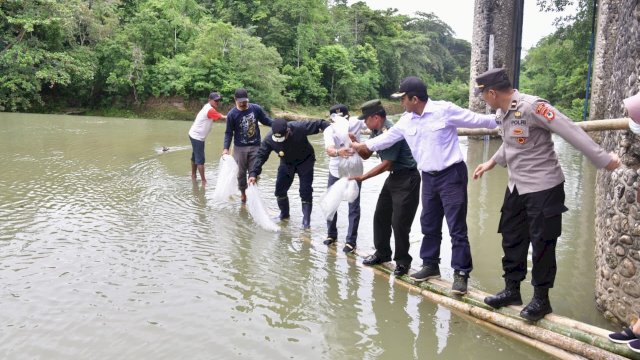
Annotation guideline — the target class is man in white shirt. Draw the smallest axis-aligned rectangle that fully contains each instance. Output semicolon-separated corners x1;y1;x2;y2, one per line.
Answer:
352;76;497;295
323;104;366;253
188;92;224;185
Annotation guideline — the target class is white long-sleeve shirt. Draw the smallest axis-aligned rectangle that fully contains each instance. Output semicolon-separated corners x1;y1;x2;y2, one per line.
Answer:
365;100;497;172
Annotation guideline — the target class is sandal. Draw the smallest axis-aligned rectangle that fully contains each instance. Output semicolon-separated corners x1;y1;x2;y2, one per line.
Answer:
608;326;639;343
323;237;336;246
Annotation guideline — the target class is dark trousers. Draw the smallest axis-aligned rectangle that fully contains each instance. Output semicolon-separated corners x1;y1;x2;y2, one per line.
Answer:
373;169;421;266
274;156;314;203
498;182;567;288
419;161;472;273
326;174;361;244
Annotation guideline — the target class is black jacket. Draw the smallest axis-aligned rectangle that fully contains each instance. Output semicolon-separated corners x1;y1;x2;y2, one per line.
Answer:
249;120;330;177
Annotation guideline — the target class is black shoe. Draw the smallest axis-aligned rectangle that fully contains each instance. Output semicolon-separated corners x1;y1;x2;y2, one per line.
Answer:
362;254;389;266
484;280;523;309
520;287;552;321
451;271;468;295
342;242;356;254
410;264;440;282
323;237;336;246
394;264;409;276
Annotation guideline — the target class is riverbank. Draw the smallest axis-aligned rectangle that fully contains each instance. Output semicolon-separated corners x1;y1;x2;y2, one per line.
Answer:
55;96;405;121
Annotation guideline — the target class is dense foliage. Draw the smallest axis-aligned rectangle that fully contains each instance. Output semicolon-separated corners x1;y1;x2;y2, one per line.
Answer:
520;0;593;120
0;0;472;113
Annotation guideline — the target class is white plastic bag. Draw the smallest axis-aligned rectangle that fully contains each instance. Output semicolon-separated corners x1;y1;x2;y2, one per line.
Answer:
213;155;239;201
245;184;279;232
330;114;364;177
320;177;349;221
343;179;360;203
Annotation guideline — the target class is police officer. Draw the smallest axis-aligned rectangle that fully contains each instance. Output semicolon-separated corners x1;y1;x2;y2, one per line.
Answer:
472;68;621;321
351;100;420;276
248;118;331;229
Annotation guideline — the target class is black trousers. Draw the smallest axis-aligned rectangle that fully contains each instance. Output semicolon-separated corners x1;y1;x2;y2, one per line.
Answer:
373;169;421;266
498;182;568;288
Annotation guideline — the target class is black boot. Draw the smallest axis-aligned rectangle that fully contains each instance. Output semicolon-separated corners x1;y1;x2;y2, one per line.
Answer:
277;196;290;220
301;201;312;229
520;287;552;321
484;279;522;309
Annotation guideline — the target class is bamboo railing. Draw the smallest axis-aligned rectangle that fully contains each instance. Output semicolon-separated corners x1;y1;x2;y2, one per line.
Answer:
457;118;630;136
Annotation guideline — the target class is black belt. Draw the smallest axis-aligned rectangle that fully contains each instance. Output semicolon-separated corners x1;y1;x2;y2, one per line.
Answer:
389;167;417;175
423;161;463;176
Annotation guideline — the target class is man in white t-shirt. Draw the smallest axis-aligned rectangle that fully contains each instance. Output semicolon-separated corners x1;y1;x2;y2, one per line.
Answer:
188;92;224;185
323;104;366;253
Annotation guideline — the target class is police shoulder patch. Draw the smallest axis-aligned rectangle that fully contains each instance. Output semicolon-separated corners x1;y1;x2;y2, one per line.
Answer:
535;102;555;122
510;100;518;110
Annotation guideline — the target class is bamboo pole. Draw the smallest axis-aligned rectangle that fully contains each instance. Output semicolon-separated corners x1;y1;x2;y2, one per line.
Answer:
457;118;630;137
370;262;639;359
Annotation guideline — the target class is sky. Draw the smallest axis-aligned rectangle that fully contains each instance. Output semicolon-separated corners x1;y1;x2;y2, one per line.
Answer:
354;0;577;51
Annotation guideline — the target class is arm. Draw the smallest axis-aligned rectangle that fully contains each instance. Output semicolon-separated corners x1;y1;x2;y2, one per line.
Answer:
490;143;507;167
207;108;223;121
223;114;234;153
364;123;404;152
248;137;273;178
351;141;373;160
303;119;331;135
446;102;497;129
472;158;497;180
350;160;393;182
533;102;619;170
256;105;274;126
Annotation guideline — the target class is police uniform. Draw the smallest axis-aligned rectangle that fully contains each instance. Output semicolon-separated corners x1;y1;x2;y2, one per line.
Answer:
250;119;330;228
491;90;611;288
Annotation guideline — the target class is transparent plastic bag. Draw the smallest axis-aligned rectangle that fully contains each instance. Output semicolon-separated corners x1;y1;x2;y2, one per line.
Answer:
338;154;363;177
213;154;239;201
245;184;279;232
343;179;360;203
320;177;349;221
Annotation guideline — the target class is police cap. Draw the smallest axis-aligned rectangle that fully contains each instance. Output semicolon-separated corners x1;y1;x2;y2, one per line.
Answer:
474;68;512;96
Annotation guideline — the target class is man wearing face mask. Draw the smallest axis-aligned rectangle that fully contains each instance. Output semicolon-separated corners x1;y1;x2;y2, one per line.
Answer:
248;118;331;229
223;88;274;203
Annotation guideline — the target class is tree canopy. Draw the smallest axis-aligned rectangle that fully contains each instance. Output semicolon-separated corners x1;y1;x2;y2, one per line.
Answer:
0;0;472;113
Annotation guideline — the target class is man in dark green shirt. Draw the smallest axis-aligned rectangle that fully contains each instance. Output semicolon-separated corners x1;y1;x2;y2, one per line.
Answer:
351;100;421;276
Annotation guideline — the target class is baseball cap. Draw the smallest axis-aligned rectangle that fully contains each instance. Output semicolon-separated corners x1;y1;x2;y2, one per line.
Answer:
209;92;222;101
271;118;288;142
234;88;249;102
329;104;349;117
358;99;385;120
391;76;428;98
474;68;512;96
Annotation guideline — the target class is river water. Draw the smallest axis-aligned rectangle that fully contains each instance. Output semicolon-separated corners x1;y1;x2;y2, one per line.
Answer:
0;113;613;359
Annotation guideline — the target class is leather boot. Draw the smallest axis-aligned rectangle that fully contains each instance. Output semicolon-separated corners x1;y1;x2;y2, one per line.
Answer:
301;201;312;229
484;279;522;309
277;196;290;220
520;287;552;321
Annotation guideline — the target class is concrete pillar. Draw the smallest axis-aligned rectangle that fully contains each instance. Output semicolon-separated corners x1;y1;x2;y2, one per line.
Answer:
469;0;518;113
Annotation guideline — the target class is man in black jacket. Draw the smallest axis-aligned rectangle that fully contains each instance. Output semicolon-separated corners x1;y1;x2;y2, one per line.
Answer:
248;118;331;229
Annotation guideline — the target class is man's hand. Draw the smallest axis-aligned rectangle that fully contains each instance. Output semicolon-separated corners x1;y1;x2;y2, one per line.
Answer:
605;152;621;171
348;133;357;142
472;160;497;180
337;148;354;157
349;175;364;182
248;177;257;185
222;149;229;155
351;141;368;152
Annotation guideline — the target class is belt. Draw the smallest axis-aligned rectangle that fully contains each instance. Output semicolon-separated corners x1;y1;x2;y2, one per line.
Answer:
389;167;417;175
423;161;462;176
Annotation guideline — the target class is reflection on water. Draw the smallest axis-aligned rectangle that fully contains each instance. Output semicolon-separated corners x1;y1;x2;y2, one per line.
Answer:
0;113;608;359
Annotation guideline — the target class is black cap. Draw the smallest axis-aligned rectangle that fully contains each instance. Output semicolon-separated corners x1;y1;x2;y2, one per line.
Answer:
391;76;427;98
271;118;288;143
234;88;249;102
329;104;349;117
358;99;385;120
474;68;511;95
209;92;222;101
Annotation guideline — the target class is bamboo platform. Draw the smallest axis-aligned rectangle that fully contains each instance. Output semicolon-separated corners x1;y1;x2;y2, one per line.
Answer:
320;242;640;359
